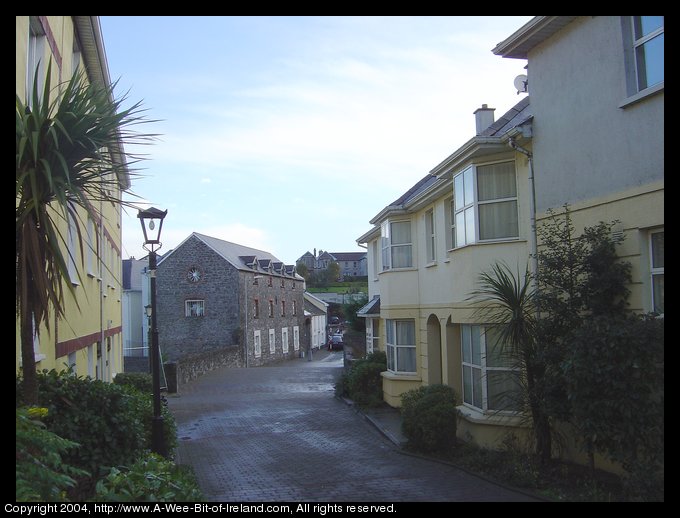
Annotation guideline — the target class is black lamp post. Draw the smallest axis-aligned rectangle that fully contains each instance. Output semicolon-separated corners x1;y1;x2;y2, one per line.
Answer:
138;207;168;457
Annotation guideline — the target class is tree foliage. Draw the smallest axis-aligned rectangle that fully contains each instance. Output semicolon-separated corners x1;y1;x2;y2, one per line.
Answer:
16;61;156;403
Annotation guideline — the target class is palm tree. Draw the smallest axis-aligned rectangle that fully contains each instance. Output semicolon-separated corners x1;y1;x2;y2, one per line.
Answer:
16;62;155;404
469;262;553;463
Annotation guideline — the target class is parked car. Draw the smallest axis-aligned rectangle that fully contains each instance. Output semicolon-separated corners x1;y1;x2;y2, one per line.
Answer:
328;332;344;351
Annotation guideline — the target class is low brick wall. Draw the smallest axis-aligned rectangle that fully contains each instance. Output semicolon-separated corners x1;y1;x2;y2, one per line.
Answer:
165;345;243;393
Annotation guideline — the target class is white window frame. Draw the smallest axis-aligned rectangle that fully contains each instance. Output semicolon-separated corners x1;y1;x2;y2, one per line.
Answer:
381;220;413;271
67;210;79;286
26;17;46;107
185;299;205;317
254;330;262;358
425;209;436;264
385;319;416;374
269;328;276;354
293;326;300;351
461;325;521;414
650;229;664;315
453;161;518;247
282;327;289;353
445;197;455;251
633;16;664;92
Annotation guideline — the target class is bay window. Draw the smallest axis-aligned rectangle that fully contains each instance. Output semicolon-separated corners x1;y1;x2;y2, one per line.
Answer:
454;161;518;246
386;319;416;373
381;220;412;270
461;325;521;412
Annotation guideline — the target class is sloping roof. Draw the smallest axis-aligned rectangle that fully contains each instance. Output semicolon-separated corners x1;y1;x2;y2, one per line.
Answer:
161;232;296;276
389;174;439;207
331;252;366;262
356;296;380;317
480;96;532;137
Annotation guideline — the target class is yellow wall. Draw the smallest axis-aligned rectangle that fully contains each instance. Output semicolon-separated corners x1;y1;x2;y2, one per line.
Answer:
16;16;124;381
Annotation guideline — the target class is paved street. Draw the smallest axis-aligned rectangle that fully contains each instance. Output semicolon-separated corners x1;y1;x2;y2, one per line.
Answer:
168;351;536;502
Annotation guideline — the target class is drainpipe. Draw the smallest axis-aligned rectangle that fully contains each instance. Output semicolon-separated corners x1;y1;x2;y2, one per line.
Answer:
507;137;538;292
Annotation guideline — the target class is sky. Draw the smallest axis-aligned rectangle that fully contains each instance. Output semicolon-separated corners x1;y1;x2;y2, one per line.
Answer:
100;16;532;265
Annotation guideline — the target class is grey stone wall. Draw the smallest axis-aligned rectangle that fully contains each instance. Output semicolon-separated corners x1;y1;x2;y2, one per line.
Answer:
157;236;240;362
165;345;242;392
241;271;307;367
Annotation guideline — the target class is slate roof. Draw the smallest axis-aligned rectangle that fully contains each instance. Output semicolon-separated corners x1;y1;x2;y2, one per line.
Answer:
480;96;532;137
356;296;380;317
330;252;366;262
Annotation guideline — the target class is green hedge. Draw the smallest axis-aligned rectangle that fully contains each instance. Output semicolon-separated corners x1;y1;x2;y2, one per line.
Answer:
401;384;458;453
16;370;177;500
114;372;153;394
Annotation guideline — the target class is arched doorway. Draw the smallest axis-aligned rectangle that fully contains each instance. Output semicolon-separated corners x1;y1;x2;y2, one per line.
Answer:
427;314;442;385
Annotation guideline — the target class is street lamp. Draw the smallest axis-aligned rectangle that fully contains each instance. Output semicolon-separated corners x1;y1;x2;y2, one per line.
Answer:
245;274;262;368
138;207;167;457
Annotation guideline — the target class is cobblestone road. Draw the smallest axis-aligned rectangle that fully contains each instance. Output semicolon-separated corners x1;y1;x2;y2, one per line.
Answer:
168;351;536;502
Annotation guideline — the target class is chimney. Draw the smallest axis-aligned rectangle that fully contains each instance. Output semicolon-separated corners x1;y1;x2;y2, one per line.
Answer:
474;104;495;135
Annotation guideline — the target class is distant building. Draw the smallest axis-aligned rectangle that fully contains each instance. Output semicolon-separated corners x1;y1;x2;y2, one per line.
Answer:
296;250;367;278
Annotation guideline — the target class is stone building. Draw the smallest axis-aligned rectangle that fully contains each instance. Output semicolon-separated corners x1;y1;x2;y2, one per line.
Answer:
156;232;304;369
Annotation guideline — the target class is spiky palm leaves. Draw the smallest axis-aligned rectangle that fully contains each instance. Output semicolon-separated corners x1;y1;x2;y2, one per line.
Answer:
16;62;156;402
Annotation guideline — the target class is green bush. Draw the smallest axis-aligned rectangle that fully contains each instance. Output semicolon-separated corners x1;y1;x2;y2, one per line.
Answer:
401;384;458;453
114;372;152;394
16;369;178;499
16;407;88;502
94;453;203;502
347;361;384;407
365;350;387;365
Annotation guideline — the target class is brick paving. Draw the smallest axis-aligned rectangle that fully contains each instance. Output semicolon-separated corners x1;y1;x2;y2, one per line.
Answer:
168;350;537;502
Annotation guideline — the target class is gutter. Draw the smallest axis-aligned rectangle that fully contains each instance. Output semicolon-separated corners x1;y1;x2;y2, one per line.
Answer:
507;137;538;292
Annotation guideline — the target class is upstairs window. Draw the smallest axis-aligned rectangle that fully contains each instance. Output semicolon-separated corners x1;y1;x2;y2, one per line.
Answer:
650;230;664;315
425;209;436;263
381;220;412;270
454;161;518;246
633;16;664;91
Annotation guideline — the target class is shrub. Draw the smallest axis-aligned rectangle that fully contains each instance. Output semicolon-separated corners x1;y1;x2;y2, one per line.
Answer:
94;453;203;502
114;372;153;394
347;361;384;407
16;369;178;499
401;384;458;453
16;407;88;502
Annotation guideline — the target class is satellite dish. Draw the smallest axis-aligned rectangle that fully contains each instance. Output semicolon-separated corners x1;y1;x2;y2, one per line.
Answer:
514;74;528;94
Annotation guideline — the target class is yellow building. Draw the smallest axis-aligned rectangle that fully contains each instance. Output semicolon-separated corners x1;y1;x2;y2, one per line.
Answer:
16;16;128;381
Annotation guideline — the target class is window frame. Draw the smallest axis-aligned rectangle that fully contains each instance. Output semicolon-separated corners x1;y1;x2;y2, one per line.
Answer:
381;219;413;271
185;299;205;317
649;229;664;315
293;326;300;351
269;328;276;354
460;324;521;414
254;330;262;358
385;319;417;374
425;208;436;264
282;327;289;353
453;161;519;247
632;16;664;92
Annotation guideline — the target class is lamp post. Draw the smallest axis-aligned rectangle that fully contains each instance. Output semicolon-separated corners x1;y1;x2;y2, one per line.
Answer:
245;274;262;368
138;207;167;457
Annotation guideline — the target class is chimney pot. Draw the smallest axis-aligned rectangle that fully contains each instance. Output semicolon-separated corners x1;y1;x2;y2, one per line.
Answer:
474;104;495;135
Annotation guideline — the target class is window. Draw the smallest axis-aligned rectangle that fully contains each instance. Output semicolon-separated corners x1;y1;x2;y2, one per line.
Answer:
293;326;300;351
292;300;297;316
381;220;412;270
86;218;97;277
254;330;261;358
268;300;274;318
26;17;46;107
454;162;518;246
650;230;664;314
281;300;286;317
67;210;79;285
269;329;276;354
461;325;521;412
268;276;273;287
282;327;289;353
253;299;260;319
425;209;436;263
281;278;285;288
633;16;664;91
445;197;455;251
185;300;205;317
386;320;416;374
